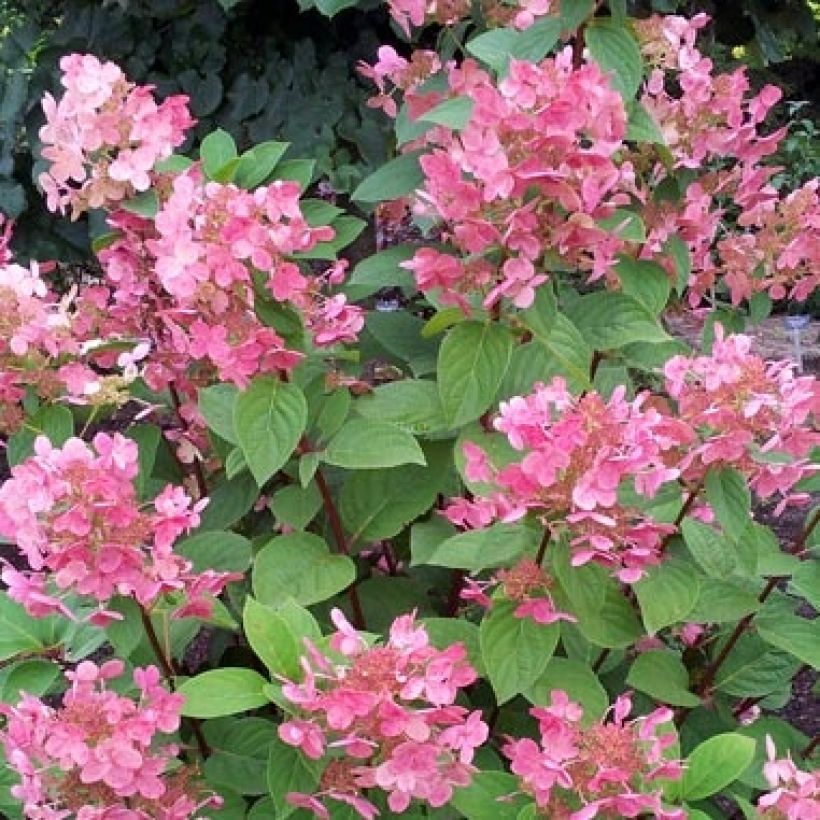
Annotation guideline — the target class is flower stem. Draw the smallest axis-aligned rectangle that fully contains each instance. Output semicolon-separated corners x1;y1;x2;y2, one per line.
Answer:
139;604;210;759
314;466;367;630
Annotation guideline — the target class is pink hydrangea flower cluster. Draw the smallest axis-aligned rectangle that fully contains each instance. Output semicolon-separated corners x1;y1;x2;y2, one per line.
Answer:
362;13;819;311
39;53;194;219
0;221;148;433
279;608;488;818
634;15;820;306
757;737;820;819
387;0;552;36
0;659;219;819
664;327;820;512
461;557;576;625
94;171;362;391
445;378;691;582
387;49;631;311
0;433;238;625
503;691;684;819
446;331;820;578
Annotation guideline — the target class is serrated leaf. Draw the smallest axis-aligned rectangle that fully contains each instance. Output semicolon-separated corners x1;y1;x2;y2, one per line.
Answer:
234;377;307;487
267;739;323;819
253;533;355;606
201;129;238;180
233;141;290;189
419;96;474;129
422;523;536;572
679;734;756;801
179;668;269;718
627;650;700;707
202;717;274;795
323;419;425;470
681;519;736;578
438;321;513;426
177;531;252;573
354;380;448;436
199;383;239;444
706;467;752;541
635;558;700;635
352;151;424;203
586;19;644;99
480;600;558;704
565;292;670;349
243;597;303;680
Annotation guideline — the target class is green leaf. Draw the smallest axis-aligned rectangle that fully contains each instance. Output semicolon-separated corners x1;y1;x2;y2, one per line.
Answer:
438;321;513;426
120;189;159;218
627;650;700;707
0;659;60;701
274;159;316;190
715;634;800;697
688;579;761;623
354;380;449;436
323;419;425;470
679;734;756;801
267;739;323;819
616;257;671;315
346;245;416;298
510;312;592;392
576;584;644;648
234;141;289;190
665;235;691;295
352;151;424;203
586;19;644;99
598;210;646;243
480;600;558;704
179;668;270;718
124;424;162;499
315;0;360;16
200;383;240;444
202;717;274;795
198;472;258;531
565;292;670;349
756;611;820;668
524;657;609;720
450;771;529;820
419;96;475;130
234;377;307;487
681;519;736;578
0;593;50;661
706;467;752;540
269;483;323;530
561;0;595;30
243;597;303;680
465;29;520;73
341;458;445;544
201;129;238;180
626;101;666;143
422;523;536;572
791;560;820;610
177;531;252;573
253;533;355;606
7;404;74;467
635;558;700;635
466;16;563;73
366;311;439;375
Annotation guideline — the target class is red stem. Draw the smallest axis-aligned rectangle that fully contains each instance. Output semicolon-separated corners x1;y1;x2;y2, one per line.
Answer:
314;467;367;630
139;605;210;759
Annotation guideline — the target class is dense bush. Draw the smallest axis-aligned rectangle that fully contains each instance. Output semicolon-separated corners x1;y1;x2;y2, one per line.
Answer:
0;1;818;819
